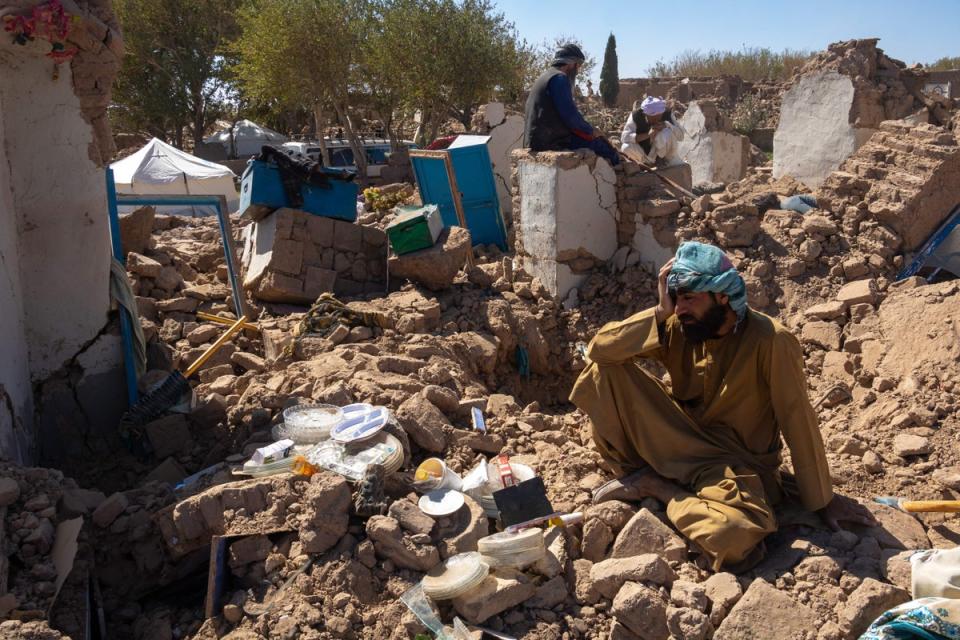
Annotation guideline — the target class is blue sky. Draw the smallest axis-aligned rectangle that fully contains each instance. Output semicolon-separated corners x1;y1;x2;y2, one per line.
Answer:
492;0;960;83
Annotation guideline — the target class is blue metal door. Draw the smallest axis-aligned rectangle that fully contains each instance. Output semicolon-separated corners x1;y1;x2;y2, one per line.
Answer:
410;138;508;250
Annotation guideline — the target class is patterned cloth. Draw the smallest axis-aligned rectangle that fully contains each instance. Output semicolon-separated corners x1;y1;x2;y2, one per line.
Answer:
286;293;387;356
860;598;960;639
667;242;748;321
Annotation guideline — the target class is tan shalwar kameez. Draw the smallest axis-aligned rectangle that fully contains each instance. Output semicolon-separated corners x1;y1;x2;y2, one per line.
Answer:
570;307;833;569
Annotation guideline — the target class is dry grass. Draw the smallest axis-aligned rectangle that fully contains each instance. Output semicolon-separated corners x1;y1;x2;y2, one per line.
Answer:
646;47;813;81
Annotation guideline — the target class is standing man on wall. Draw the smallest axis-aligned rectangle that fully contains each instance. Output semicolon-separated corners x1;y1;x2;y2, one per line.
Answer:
523;43;620;166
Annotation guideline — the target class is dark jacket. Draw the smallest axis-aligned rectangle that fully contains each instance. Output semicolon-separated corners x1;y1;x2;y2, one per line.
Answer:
524;68;593;151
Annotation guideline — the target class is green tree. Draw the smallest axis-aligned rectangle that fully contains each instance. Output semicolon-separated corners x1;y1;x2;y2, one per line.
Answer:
233;0;369;177
532;36;596;94
368;0;527;144
112;0;241;148
599;33;619;107
928;56;960;71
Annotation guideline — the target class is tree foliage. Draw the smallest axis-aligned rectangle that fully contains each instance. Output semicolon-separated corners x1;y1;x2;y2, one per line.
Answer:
599;33;619;107
647;47;812;81
531;36;596;94
928;56;960;71
232;0;527;156
112;0;241;148
233;0;368;172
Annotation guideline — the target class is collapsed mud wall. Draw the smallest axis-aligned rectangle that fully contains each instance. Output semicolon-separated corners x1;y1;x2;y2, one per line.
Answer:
0;1;123;464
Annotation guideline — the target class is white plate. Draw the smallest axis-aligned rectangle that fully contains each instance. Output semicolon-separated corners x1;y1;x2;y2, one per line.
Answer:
419;489;465;517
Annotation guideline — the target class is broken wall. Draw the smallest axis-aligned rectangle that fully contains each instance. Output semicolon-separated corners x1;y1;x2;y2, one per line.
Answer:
677;101;750;186
818;120;960;252
773;39;928;188
0;4;123;464
242;208;388;303
0;82;32;465
472;103;525;216
511;150;619;299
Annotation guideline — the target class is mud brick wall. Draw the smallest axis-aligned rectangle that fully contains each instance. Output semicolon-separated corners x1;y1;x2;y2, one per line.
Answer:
243;208;388;304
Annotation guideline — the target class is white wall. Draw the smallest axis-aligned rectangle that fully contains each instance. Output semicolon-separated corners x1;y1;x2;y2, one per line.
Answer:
773;71;876;189
0;39;112;380
0;71;33;464
678;102;750;186
518;155;618;298
0;37;117;462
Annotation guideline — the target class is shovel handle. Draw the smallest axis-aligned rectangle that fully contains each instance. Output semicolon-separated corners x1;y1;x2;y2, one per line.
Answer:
901;500;960;512
184;315;247;378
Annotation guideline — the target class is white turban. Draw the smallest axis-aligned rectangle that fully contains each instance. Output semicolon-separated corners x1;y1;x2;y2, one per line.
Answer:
640;96;667;116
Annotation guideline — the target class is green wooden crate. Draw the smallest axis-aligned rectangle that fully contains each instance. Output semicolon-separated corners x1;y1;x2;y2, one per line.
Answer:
386;205;443;256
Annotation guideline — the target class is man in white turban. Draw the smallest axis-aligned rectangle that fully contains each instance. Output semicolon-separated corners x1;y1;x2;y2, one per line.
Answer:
621;96;684;166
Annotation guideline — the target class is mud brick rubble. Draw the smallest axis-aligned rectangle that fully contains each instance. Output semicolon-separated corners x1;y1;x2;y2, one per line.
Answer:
4;40;960;640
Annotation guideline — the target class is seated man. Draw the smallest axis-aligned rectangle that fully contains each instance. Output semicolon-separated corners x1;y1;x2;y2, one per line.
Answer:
621;96;684;166
523;43;619;166
570;242;873;570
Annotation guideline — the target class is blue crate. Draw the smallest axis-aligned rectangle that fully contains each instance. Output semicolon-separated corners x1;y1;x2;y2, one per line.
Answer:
239;160;358;221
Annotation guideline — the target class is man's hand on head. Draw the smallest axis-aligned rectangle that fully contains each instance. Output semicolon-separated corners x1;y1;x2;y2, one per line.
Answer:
655;258;676;324
819;494;878;531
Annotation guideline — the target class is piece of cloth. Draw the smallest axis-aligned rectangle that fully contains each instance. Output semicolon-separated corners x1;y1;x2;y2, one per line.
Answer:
620;109;683;164
912;548;960;599
569;306;833;567
255;145;355;208
780;193;818;214
667;241;748;321
286;292;387;357
859;598;960;639
641;96;667;116
110;257;147;378
552;42;585;66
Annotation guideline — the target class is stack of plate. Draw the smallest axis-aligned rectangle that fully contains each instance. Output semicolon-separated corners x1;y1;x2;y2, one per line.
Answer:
421;552;489;600
281;404;344;443
478;462;536;518
477;529;545;569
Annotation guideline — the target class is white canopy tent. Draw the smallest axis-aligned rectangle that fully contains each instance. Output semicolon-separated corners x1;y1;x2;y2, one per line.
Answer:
203;119;287;158
111;138;239;215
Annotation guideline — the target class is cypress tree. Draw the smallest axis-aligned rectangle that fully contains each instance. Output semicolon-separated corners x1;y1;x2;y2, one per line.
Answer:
599;33;619;107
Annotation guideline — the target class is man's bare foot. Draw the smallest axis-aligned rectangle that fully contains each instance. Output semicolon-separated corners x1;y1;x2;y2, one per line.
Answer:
592;467;682;505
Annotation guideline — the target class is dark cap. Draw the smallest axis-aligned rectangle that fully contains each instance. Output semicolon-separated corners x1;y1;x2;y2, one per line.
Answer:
552;43;586;66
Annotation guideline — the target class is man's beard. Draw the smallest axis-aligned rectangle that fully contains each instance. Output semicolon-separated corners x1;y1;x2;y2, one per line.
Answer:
565;67;578;81
678;300;730;343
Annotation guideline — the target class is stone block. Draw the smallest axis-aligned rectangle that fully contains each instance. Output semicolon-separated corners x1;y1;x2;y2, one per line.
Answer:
333;220;363;253
303;266;337;299
305;214;334;244
93;492;129;528
611;582;668;640
840;578;910;637
119;206;155;256
388;227;470;291
452;568;535;624
801;320;843;350
837;278;878;306
590;554;676;599
144;414;193;459
611;508;687;563
714;579;817;639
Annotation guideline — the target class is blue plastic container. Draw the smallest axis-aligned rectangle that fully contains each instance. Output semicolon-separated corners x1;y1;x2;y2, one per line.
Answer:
239;160;358;221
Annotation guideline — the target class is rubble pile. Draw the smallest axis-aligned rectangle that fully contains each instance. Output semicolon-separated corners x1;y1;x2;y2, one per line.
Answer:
787;39;930;126
0;464;70;614
8;49;960;640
